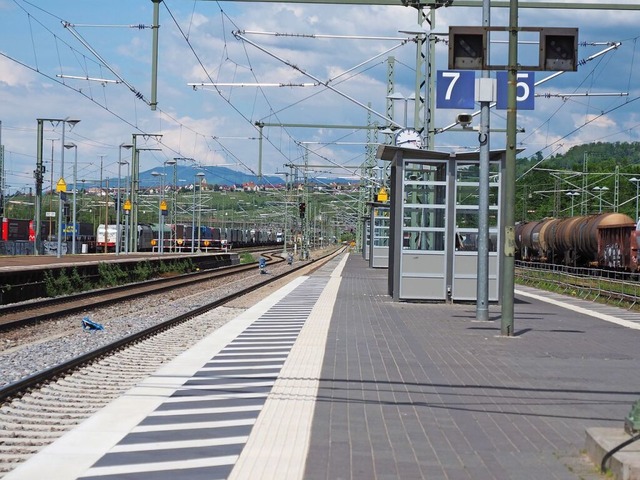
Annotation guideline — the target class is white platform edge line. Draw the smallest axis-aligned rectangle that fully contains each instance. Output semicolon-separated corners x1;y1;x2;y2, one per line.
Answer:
228;252;349;480
515;288;640;330
2;276;310;480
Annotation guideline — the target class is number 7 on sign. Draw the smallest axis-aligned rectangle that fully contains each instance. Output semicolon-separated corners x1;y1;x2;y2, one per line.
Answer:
436;70;475;109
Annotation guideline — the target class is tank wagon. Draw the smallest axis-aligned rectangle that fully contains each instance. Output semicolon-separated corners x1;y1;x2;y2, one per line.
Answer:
516;212;640;271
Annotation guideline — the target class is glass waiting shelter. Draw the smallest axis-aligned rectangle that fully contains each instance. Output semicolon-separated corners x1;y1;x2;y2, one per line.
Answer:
362;217;371;261
369;203;390;268
376;146;506;302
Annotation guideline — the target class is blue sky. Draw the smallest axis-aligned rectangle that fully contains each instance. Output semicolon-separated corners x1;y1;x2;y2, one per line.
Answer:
1;0;640;195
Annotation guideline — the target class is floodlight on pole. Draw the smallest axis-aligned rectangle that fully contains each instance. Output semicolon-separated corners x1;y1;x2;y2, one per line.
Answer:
566;191;580;216
164;159;177;251
593;186;609;213
197;172;206;252
151;171;166;253
35;118;80;258
116;143;133;255
192;172;205;252
63;143;77;253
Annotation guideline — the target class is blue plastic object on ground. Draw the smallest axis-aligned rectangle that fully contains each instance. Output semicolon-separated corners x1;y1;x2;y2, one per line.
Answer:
82;316;104;331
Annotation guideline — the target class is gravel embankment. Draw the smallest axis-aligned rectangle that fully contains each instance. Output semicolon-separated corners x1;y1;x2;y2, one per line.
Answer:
0;259;300;388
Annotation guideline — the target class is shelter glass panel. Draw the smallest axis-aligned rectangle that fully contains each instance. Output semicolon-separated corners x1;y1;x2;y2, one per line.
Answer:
405;161;447;182
403;230;445;251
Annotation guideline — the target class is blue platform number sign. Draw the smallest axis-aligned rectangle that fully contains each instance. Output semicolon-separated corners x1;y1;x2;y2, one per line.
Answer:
436;71;475;109
496;71;535;110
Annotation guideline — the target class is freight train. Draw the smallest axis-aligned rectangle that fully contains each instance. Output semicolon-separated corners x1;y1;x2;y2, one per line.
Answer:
2;217;283;255
515;212;640;272
97;223;283;252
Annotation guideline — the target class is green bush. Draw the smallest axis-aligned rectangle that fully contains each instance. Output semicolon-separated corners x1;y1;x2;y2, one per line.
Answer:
239;253;255;264
132;261;153;282
98;262;129;287
41;258;200;297
43;267;87;297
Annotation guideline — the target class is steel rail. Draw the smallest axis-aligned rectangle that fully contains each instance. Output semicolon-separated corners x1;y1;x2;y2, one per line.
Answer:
0;247;344;404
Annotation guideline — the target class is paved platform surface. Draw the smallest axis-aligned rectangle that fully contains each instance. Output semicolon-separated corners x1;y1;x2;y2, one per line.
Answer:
6;252;640;479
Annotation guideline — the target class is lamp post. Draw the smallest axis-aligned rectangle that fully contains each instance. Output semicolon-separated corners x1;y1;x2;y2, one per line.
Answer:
35;118;80;256
116;143;133;255
192;172;205;253
386;92;416;129
56;119;80;258
129;134;163;253
164;159;177;251
197;172;205;252
566;191;580;217
593;186;609;214
151;171;166;253
63;143;77;253
46;138;58;243
630;178;640;222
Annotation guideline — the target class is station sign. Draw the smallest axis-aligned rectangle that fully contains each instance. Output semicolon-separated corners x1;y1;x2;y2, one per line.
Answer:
496;71;535;110
437;70;535;110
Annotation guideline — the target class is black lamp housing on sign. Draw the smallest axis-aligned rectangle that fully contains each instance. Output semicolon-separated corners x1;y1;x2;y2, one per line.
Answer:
448;27;486;70
540;28;579;71
448;26;578;72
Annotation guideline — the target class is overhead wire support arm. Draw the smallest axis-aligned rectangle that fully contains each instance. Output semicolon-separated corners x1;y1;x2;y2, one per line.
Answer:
59;23;153;29
536;92;629;99
189;82;318;88
238;30;412;42
56;74;121;84
62;21;151;105
233;31;404;128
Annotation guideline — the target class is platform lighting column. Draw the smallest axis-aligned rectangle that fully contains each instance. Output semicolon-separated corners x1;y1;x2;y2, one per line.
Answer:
191;176;196;253
151;171;165;254
566;191;579;217
55;119;80;258
116;144;133;255
593;186;609;214
124;160;131;254
63;143;77;253
197;172;205;252
476;0;491;322
164;159;177;251
36;118;79;258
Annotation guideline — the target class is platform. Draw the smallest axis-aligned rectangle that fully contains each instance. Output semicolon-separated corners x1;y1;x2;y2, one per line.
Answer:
5;252;640;480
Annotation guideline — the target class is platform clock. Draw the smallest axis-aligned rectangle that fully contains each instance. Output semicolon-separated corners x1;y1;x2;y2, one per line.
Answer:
394;128;423;149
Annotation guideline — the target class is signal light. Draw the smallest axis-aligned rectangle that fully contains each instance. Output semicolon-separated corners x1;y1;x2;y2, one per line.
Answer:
299;202;306;218
540;28;578;71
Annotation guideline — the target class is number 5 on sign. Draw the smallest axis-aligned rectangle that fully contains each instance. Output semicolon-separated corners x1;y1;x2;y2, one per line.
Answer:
496;71;535;110
436;71;475;109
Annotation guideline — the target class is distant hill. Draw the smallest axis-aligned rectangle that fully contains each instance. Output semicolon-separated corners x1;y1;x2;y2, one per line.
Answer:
137;164;285;189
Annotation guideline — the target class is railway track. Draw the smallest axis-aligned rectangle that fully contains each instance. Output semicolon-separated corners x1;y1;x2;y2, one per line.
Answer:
0;252;283;329
0;247;344;478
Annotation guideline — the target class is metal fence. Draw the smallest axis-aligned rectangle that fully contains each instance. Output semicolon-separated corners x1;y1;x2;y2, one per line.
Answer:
515;261;640;309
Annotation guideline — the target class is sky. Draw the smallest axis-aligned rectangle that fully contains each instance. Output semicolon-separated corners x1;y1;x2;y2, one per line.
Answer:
1;0;640;196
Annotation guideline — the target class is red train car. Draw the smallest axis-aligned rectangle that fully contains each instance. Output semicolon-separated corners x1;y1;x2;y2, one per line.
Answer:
1;217;31;241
